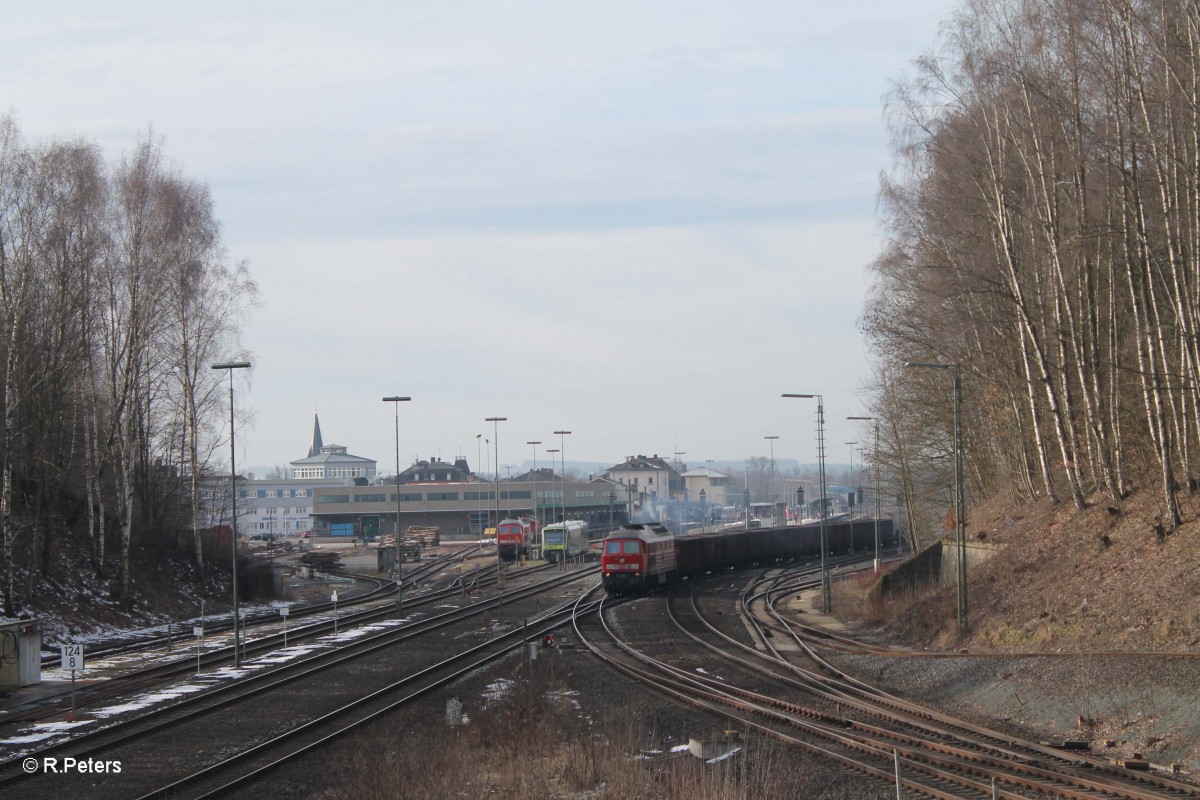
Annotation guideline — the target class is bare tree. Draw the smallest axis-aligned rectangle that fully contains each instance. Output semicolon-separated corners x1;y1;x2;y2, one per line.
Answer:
868;0;1200;539
0;117;253;612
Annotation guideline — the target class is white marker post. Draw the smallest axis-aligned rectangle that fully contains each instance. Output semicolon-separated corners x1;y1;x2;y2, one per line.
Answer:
280;606;290;647
60;644;84;722
194;626;204;674
331;591;338;635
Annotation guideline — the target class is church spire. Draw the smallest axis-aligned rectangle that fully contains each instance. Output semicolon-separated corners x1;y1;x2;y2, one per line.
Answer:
308;413;324;458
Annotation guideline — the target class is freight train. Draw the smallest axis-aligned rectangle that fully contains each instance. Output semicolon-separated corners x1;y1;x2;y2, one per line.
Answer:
600;519;891;593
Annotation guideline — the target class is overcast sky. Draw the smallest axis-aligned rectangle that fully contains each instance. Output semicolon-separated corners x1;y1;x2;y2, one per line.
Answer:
2;1;959;475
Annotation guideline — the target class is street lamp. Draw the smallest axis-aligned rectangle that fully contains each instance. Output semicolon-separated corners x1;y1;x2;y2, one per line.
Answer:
383;396;411;617
905;361;966;628
554;431;571;527
527;441;542;537
212;360;251;667
782;393;830;613
486;417;506;582
764;436;779;515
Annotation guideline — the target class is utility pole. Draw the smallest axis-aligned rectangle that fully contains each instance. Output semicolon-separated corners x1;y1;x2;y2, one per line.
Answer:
783;393;830;613
905;362;967;628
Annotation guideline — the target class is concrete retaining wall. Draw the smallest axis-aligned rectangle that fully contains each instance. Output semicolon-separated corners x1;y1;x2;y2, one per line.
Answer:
882;538;1003;597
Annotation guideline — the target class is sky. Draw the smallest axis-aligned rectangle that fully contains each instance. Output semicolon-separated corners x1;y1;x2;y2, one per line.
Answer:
1;0;960;475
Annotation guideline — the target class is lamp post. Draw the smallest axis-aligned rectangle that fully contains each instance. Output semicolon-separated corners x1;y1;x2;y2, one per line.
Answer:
527;441;541;535
905;361;966;628
553;431;571;526
212;360;251;667
782;393;830;613
764;436;778;514
383;396;411;616
486;417;506;583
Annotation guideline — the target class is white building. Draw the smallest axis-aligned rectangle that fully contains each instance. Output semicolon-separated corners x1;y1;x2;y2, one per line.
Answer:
604;454;683;500
203;414;375;537
202;476;350;537
681;466;731;507
288;415;377;480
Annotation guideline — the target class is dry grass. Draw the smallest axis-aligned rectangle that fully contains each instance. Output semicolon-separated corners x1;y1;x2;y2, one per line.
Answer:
841;486;1200;653
325;660;881;800
818;490;1200;770
831;570;929;628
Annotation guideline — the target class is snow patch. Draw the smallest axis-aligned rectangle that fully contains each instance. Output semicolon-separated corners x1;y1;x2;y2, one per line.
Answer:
483;678;513;706
90;683;208;718
707;746;742;764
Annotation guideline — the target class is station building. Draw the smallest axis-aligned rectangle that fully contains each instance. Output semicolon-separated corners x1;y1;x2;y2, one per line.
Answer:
309;475;630;541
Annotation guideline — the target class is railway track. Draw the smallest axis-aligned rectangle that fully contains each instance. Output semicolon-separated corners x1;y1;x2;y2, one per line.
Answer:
38;544;487;671
572;561;1200;799
3;564;604;798
3;546;547;726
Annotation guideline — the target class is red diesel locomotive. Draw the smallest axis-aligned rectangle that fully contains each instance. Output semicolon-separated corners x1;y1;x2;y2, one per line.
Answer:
496;516;537;561
599;523;676;591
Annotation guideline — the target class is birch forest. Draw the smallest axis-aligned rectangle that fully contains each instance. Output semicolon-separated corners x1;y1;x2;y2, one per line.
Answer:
0;117;256;614
865;0;1200;545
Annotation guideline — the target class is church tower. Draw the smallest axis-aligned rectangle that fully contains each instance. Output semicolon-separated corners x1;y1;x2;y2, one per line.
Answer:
308;413;324;458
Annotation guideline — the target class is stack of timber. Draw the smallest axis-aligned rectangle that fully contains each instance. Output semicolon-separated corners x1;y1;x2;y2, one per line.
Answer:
405;526;440;547
378;535;422;561
298;550;342;570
